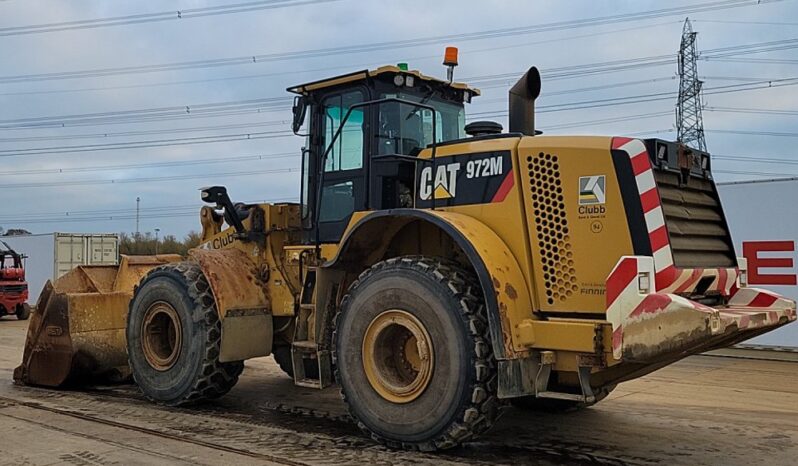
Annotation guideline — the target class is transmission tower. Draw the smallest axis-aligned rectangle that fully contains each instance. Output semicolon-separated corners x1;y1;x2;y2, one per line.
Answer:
676;18;707;152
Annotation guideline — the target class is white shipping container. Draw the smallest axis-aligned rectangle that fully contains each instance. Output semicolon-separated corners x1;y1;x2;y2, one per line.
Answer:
718;177;798;348
1;233;119;303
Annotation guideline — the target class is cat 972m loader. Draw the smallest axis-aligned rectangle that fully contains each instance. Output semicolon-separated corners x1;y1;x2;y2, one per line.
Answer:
15;49;796;451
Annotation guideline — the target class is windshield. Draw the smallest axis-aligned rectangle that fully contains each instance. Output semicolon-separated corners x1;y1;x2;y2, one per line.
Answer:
376;92;465;156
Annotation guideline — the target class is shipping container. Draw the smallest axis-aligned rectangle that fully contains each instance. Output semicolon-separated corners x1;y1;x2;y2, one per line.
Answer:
0;233;118;303
718;177;798;348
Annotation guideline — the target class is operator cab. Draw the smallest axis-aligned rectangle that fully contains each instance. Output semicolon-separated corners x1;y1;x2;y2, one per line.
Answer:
0;241;25;281
288;60;480;244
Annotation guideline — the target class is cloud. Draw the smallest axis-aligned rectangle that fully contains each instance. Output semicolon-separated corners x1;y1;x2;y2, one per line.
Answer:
0;0;796;234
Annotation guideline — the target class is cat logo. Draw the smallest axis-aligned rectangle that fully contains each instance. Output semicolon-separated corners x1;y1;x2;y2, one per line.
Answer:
419;163;461;200
578;175;606;205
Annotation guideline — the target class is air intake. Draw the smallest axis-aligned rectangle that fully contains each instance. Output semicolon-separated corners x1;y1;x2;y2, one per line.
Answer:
464;120;502;137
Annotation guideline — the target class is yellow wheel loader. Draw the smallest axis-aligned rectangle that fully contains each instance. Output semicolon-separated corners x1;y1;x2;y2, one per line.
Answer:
15;51;796;451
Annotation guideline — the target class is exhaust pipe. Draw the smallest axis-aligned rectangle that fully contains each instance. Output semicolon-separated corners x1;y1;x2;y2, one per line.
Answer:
509;66;542;136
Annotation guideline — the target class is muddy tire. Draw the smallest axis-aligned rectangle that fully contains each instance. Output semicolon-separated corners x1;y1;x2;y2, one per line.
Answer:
127;261;244;406
272;345;319;379
511;384;615;412
15;303;30;320
334;256;501;451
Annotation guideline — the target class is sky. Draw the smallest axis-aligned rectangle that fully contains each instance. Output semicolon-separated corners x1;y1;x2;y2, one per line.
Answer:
1;0;797;238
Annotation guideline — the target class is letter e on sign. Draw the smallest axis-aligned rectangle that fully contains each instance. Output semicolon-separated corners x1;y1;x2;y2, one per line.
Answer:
742;240;797;285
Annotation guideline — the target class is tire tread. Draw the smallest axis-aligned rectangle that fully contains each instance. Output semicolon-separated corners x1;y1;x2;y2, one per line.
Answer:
333;255;503;451
130;261;243;406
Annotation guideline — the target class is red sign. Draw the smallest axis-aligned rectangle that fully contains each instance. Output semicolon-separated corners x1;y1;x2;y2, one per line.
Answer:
742;240;797;286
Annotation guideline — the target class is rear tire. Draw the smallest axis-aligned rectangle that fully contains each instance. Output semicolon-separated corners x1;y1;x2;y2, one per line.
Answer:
15;303;30;320
334;256;501;451
127;261;243;406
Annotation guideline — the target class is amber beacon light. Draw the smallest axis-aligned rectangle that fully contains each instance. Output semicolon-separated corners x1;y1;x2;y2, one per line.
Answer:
443;46;458;81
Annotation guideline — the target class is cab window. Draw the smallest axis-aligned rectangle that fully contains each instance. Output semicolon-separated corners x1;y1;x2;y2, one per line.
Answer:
376;92;465;155
322;91;365;171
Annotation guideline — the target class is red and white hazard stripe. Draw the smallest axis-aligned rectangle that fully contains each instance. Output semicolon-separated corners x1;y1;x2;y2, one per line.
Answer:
612;138;678;288
606;256;796;360
611;137;739;296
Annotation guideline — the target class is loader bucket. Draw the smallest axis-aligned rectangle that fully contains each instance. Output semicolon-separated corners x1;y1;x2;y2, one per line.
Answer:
13;254;182;387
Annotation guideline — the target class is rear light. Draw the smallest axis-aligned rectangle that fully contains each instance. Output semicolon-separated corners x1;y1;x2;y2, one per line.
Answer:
638;272;652;294
737;257;749;287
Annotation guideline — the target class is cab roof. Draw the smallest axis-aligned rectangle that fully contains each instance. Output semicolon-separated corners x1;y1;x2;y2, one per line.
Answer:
286;65;481;96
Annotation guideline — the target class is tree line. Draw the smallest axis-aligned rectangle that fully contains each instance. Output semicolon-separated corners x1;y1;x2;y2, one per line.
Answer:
119;231;203;256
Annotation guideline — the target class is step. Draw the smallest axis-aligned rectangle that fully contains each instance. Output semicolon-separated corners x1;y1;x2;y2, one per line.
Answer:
537;391;590;402
292;340;317;350
290;345;333;390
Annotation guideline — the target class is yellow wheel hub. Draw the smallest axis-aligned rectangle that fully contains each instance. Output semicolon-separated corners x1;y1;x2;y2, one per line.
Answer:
362;310;434;403
142;301;182;371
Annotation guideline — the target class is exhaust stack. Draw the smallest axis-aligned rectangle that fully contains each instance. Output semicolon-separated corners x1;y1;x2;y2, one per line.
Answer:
509;66;542;136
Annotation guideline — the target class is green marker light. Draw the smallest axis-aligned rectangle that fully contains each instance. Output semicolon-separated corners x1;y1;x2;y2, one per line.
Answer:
397;62;408;71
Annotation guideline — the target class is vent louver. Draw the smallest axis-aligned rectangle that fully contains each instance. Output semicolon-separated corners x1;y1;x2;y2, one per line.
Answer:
528;152;578;305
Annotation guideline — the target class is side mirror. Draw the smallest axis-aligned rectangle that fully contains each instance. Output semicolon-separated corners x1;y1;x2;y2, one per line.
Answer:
292;96;308;134
200;186;246;235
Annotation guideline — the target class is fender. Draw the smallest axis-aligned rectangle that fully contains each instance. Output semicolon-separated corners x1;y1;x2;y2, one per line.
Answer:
189;248;272;362
326;208;534;359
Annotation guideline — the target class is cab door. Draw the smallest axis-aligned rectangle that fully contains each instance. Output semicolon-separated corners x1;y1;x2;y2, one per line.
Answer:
316;89;368;243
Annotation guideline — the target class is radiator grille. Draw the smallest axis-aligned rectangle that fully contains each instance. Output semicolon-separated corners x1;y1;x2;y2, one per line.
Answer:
654;170;736;268
528;152;578;305
0;284;26;293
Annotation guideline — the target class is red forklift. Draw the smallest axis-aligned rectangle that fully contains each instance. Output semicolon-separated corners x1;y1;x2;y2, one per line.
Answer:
0;241;30;320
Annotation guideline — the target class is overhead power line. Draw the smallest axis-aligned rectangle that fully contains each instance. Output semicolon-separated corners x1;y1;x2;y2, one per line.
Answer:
542;111;673;131
0;21;680;98
0;197;300;224
706;106;798;116
707;129;798;137
0;121;286;143
714;154;798;165
0;0;341;37
695;19;798;26
0;166;299;189
0;152;295;176
0;42;786;131
705;57;798;65
714;168;798;177
0;96;290;128
0;130;292;157
4;74;797;158
2;32;791;131
468;76;798;119
0;0;779;84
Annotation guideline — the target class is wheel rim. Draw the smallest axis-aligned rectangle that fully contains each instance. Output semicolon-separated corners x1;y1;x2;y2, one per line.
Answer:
362;310;434;404
141;301;182;371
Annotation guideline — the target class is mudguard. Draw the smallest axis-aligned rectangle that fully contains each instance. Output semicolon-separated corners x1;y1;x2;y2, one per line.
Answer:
328;208;534;359
189;248;273;362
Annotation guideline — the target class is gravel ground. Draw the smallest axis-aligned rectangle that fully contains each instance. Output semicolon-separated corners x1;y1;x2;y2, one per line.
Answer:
0;317;796;465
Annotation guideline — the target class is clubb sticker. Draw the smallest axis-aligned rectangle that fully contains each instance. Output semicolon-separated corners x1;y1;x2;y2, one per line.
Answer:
579;175;606;205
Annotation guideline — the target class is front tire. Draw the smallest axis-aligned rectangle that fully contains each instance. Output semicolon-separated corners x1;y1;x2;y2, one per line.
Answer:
127;262;243;406
15;303;30;320
334;256;501;451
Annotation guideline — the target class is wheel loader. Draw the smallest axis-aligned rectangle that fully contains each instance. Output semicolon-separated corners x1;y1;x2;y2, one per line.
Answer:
15;49;796;451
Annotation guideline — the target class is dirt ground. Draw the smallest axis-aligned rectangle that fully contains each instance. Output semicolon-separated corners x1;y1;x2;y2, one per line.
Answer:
0;317;796;466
